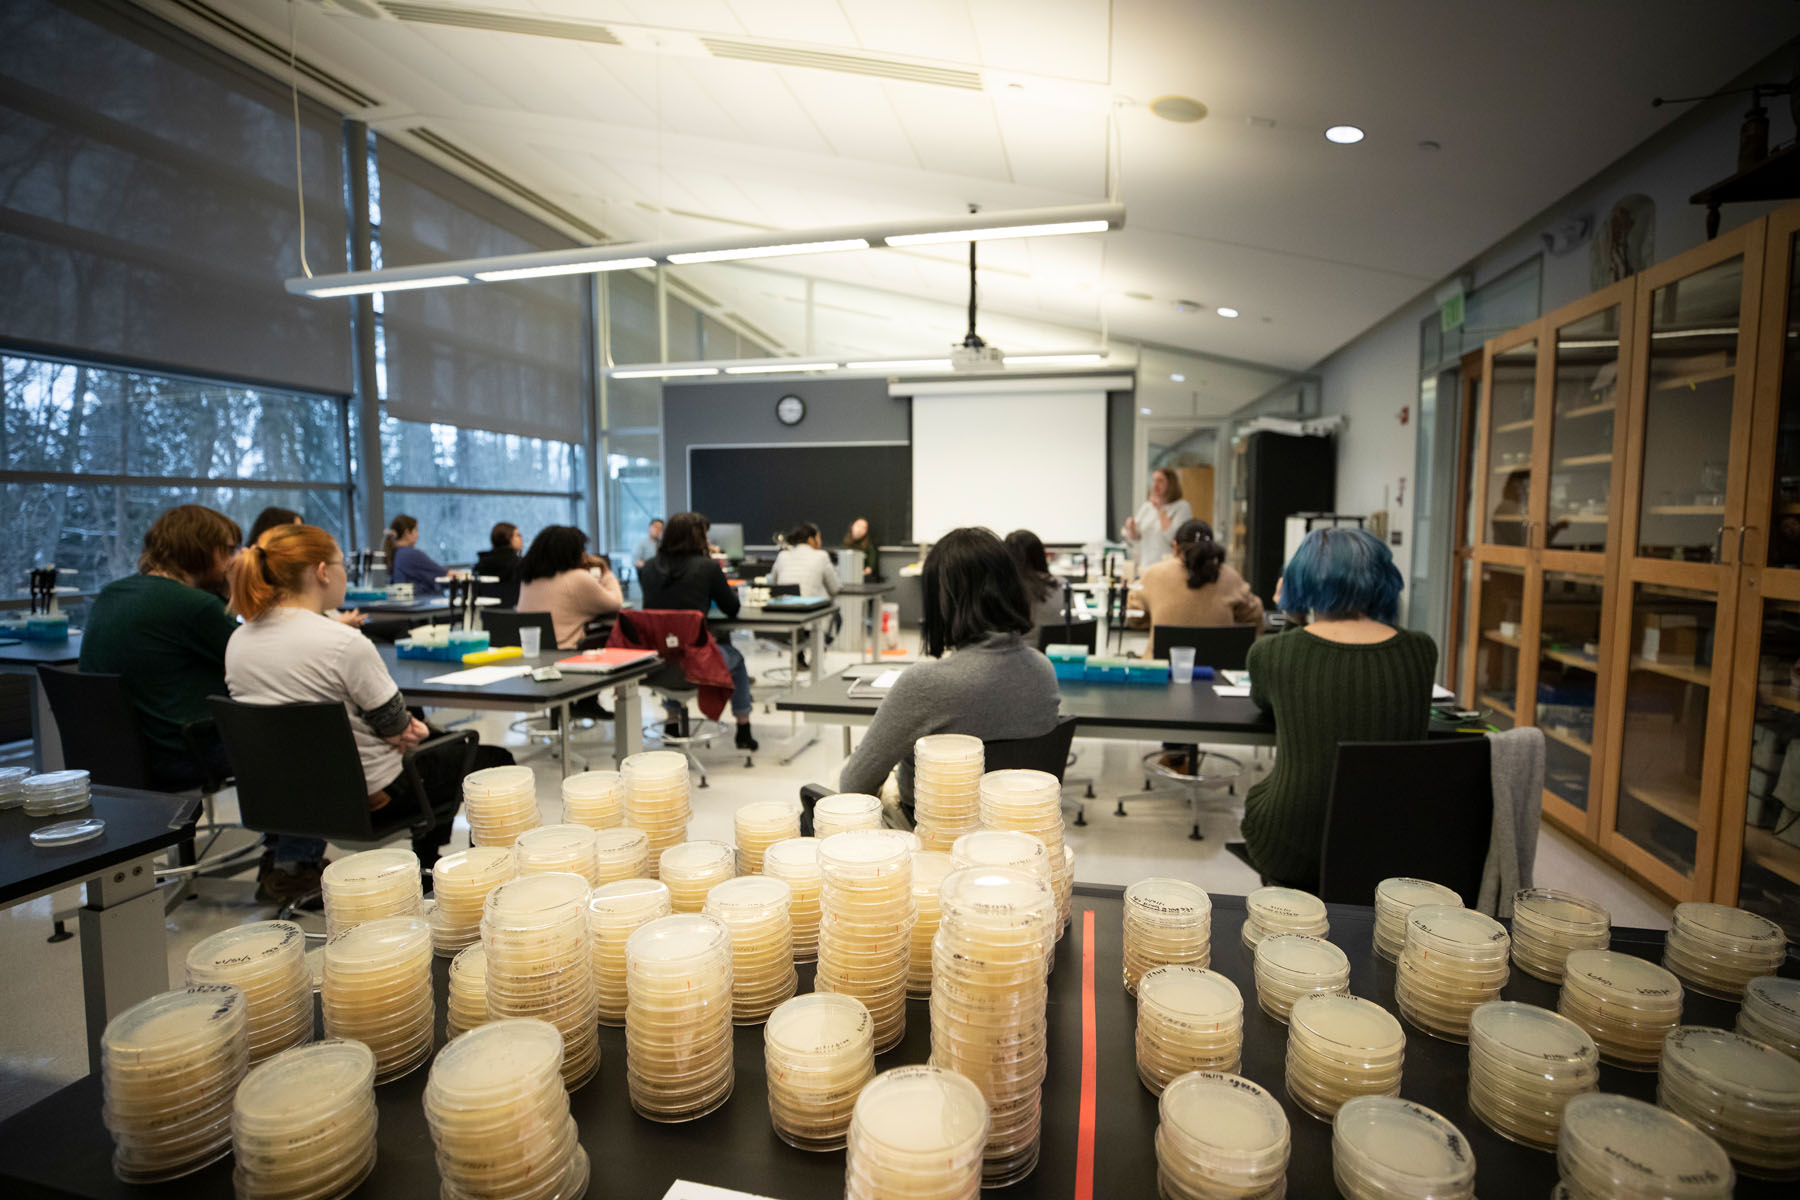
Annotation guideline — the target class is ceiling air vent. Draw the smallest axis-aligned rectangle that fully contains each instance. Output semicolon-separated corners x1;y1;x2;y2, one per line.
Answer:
698;39;982;90
168;0;380;107
378;2;622;45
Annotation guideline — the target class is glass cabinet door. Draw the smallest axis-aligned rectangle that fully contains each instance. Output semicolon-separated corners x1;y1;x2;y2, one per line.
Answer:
1635;256;1744;563
1536;572;1605;816
1546;310;1622;553
1736;597;1800;938
1765;224;1800;569
1474;564;1528;728
1484;341;1538;546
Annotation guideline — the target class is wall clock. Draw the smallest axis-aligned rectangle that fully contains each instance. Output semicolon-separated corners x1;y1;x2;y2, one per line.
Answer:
776;394;806;426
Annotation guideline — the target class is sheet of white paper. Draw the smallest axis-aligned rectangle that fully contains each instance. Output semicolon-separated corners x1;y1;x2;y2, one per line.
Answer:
662;1182;782;1200
423;665;534;686
1213;684;1252;697
1432;684;1455;702
1219;669;1252;688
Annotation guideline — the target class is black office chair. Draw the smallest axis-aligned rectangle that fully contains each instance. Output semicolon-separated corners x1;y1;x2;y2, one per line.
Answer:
481;609;557;648
1151;624;1258;671
1316;737;1492;907
767;583;801;597
1037;621;1098;653
984;717;1079;779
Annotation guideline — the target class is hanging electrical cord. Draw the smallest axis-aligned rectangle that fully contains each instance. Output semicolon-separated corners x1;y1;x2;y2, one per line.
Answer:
288;0;312;278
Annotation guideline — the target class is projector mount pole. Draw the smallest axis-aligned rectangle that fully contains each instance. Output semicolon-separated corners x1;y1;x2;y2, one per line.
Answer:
962;203;984;352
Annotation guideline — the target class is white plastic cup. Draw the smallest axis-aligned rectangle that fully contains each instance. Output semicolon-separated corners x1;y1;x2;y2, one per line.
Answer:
520;627;543;657
1169;646;1197;683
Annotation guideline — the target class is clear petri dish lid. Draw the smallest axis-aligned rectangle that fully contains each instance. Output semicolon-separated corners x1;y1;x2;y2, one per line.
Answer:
321;847;419;890
814;792;882;817
30;817;106;847
1558;1094;1733;1195
590;878;671;910
1374;877;1463;910
232;1039;374;1127
322;916;431;967
0;766;30;789
658;840;735;875
913;733;984;763
561;770;623;799
1254;934;1349;980
104;985;247;1057
426;1018;564;1102
1662;1025;1800;1100
939;866;1054;917
820;830;911;870
593;828;650;853
734;799;801;826
23;769;90;793
1512;888;1609;931
1333;1097;1474;1188
432;847;514;883
1405;904;1509;953
950;830;1048;872
851;1064;988;1155
1159;1071;1288;1163
1672;902;1787;951
978;769;1061;803
1466;1001;1596;1068
621;750;689;779
1561;950;1683;1008
765;992;873;1059
764;837;821;870
627;912;730;967
1246;886;1326;922
910;851;955;894
186;921;306;976
514;824;599;857
1124;877;1211;921
1138;965;1242;1020
484;872;591;921
1290;993;1405;1056
449;941;486;976
1744;975;1800;1025
460;764;536;795
705;875;791;916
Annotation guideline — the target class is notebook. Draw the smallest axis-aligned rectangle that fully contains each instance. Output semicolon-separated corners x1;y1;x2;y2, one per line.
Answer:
555;648;660;674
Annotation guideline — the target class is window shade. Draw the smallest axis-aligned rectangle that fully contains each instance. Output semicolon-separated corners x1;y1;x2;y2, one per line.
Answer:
0;0;352;395
376;138;591;444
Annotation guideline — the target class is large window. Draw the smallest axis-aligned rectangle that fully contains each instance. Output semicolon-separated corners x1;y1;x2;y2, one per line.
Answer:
2;352;352;605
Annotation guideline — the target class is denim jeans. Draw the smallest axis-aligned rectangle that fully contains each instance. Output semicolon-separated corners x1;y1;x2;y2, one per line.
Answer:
718;642;754;717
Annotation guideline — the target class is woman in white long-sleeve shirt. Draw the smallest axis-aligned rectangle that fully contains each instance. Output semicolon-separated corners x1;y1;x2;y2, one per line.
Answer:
1121;467;1192;572
767;522;840;597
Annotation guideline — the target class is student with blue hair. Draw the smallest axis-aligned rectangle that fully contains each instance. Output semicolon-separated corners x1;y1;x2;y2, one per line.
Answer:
1241;527;1437;891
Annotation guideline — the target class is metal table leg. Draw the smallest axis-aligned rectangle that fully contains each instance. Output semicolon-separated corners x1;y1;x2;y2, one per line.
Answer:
80;855;168;1073
558;701;573;778
613;685;643;766
811;616;828;683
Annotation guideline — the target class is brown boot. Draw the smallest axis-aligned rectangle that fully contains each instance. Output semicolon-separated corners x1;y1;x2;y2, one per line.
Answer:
256;860;324;905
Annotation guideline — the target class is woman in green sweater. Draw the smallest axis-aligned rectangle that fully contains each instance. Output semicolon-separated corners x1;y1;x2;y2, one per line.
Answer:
1242;528;1437;891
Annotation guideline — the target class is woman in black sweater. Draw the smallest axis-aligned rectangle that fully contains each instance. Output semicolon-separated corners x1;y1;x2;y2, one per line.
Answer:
639;511;756;749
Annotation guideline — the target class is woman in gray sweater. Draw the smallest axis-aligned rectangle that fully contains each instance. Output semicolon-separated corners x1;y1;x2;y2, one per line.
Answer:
838;527;1062;823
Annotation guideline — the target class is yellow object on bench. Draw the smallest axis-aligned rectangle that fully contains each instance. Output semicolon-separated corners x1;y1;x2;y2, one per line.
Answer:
461;646;524;665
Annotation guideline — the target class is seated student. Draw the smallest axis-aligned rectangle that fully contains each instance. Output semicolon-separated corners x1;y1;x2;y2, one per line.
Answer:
384;513;444;594
842;517;879;581
516;525;623;650
838;527;1061;825
767;522;840;597
1138;519;1264;637
79;504;241;791
249;506;366;626
225;524;514;897
475;521;524;609
1003;529;1068;640
1242;528;1436;893
639;511;757;750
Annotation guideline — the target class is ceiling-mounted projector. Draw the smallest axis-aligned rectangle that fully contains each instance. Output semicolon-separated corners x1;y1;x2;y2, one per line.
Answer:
951;343;1005;371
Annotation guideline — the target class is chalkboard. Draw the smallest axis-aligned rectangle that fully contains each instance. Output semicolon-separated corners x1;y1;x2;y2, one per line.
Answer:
688;443;912;549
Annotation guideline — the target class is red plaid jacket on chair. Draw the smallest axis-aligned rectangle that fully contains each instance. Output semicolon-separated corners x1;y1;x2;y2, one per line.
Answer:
606;609;734;720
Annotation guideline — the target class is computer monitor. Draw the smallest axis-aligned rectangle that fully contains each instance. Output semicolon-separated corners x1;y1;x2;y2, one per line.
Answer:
710;523;745;561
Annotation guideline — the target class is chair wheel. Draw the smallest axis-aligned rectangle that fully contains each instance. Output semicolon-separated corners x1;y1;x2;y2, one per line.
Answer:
1084;782;1095;799
1143;777;1153;791
1114;801;1127;817
46;920;73;944
743;756;754;768
1189;826;1204;842
1074;809;1087;827
698;777;710;789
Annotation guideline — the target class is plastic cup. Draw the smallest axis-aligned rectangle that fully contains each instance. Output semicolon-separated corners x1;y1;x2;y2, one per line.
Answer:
519;627;542;657
1169;646;1197;682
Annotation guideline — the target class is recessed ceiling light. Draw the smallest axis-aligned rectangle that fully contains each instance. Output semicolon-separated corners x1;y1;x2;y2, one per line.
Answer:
1140;407;1153;415
1125;290;1153;301
1170;373;1186;382
1418;139;1441;153
1150;95;1208;124
1172;299;1202;313
1325;125;1365;144
1216;307;1240;319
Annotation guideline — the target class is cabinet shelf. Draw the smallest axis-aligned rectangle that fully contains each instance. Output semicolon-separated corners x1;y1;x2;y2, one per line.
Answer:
1651;367;1735;393
1542;724;1594;757
1543;647;1599;672
1757;684;1800;714
1645;505;1725;516
1556;454;1613;467
1478;693;1516;718
1552;514;1609;524
1494;418;1536;434
1742;827;1800;886
1558;402;1616;420
1629;655;1713;687
1482;630;1522;648
1621;780;1700;830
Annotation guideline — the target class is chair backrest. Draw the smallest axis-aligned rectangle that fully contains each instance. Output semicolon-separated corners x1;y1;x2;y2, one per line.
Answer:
766;583;801;597
208;697;414;843
1318;737;1492;906
36;665;153;789
1037;620;1098;653
482;609;557;648
1151;624;1257;670
983;716;1080;782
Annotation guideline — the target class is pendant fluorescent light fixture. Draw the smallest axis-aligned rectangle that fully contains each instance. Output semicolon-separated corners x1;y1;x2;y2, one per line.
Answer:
286;202;1123;298
846;358;954;370
610;366;721;379
722;362;838;374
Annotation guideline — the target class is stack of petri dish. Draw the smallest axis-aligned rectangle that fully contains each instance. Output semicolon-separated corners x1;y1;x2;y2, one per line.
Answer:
100;985;249;1183
1122;877;1212;995
734;799;800;874
1135;965;1244;1093
911;734;984;850
1739;976;1800;1061
460;764;540;848
559;769;623;829
589;878;672;1027
512;823;601;885
978;768;1072;937
1155;1071;1289;1200
764;837;823;963
21;768;90;815
764;992;875;1151
1662;902;1790;1000
422;1019;588;1200
621;750;691;872
320;915;433;1084
445;943;488;1040
624;913;735;1122
1556;1093;1734;1200
480;872;598;1091
1241;886;1329;949
930;866;1056;1187
320;847;423;940
592;827;651;885
1558;949;1684;1070
659;840;737;912
426;846;514;956
184;920;312;1065
1658;1025;1800;1180
908;850;955;998
844;1065;988;1200
1465;1000;1599;1149
0;765;28;808
1253;933;1350;1022
951;828;1051;881
1286;992;1405;1120
816;830;916;1053
813;793;883;840
704;875;798;1023
1332;1097;1475;1200
1511;888;1611;983
1394;905;1510;1042
1372;878;1462;962
230;1038;377;1200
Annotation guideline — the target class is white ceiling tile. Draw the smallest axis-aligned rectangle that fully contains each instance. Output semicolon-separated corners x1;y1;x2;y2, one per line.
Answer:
723;0;861;45
614;0;747;33
836;0;982;63
968;0;1110;80
589;51;750;141
678;58;834;155
776;72;920;169
885;86;1011;184
991;102;1108;196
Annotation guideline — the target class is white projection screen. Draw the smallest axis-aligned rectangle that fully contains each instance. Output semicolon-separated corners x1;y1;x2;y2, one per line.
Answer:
910;389;1108;543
